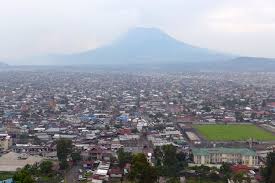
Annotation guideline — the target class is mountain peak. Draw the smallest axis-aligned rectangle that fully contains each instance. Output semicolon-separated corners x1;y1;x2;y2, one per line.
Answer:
20;27;233;65
71;27;232;64
116;27;177;45
126;27;166;35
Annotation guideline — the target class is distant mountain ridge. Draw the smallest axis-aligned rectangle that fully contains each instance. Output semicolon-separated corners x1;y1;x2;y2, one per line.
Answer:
0;62;8;67
223;57;275;71
76;27;232;64
231;56;275;63
6;27;275;72
28;27;234;65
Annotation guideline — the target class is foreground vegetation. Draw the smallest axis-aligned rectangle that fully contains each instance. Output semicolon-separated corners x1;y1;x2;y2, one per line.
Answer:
194;124;275;141
0;172;14;180
13;160;63;183
118;145;230;183
9;143;275;183
5;139;74;183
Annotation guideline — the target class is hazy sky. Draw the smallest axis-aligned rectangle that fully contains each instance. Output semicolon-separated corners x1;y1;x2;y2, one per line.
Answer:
1;0;275;61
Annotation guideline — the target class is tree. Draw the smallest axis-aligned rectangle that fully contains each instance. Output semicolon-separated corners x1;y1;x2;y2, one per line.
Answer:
18;134;29;144
154;145;187;178
235;111;244;122
131;128;139;133
71;151;82;163
56;139;73;169
209;171;220;181
219;162;232;180
251;112;257;119
39;160;53;175
13;165;35;183
22;175;35;183
188;152;194;162
201;106;211;112
105;125;110;130
176;151;188;170
162;145;178;177
195;165;211;175
128;153;157;183
57;139;72;160
154;146;163;167
117;148;132;168
59;159;68;170
232;172;245;183
262;152;275;183
154;146;164;176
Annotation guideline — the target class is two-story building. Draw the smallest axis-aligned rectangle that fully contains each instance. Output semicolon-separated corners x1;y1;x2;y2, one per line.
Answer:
192;147;258;167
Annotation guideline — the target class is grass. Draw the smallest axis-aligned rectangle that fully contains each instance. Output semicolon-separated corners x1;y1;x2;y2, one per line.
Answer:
39;175;63;183
194;124;275;141
186;178;224;183
0;172;14;180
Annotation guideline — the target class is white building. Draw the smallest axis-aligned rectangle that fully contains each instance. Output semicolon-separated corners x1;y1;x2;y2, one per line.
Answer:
192;147;258;167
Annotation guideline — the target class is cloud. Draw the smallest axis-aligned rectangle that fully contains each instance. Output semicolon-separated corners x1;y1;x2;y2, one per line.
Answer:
205;1;275;33
0;0;275;61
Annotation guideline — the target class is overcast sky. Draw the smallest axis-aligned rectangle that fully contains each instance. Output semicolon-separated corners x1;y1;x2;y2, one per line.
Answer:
1;0;275;61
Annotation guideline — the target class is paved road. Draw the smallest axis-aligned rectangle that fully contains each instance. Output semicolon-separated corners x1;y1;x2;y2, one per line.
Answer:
65;164;79;183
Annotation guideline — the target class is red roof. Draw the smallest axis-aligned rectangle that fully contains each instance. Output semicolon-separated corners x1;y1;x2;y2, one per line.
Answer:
269;102;275;107
119;128;132;135
231;165;249;173
109;167;123;175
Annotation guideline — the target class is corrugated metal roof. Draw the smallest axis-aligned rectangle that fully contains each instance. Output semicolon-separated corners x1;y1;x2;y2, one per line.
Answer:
192;147;257;156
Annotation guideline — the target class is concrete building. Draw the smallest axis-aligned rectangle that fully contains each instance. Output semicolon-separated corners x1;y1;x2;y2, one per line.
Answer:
192;147;258;167
0;134;12;151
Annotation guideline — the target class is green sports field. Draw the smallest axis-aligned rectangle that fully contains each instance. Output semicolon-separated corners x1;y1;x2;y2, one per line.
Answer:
194;124;275;141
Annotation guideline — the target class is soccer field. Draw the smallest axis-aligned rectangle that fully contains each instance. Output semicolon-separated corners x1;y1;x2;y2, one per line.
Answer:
194;124;275;141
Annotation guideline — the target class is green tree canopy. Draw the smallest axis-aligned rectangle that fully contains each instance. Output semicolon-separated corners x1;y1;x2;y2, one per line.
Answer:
56;139;73;169
117;148;133;168
71;151;82;162
154;144;187;177
39;160;53;175
13;165;35;183
262;152;275;183
162;145;178;177
219;162;232;180
128;153;157;183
